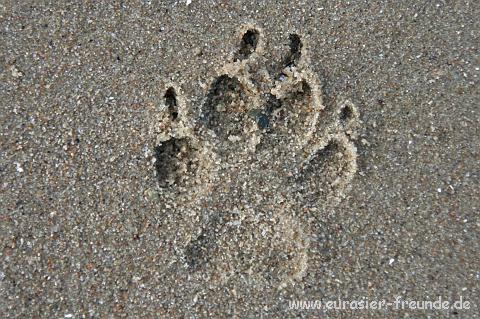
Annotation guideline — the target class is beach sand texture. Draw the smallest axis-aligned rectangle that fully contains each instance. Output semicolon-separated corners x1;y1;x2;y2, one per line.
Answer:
1;1;479;318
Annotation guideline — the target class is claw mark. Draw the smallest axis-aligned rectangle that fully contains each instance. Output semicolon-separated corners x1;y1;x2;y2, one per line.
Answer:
164;87;179;121
336;100;360;138
285;33;303;67
339;103;353;122
235;29;260;61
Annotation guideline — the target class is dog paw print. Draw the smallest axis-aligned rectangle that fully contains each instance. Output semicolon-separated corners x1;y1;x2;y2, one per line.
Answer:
150;25;361;288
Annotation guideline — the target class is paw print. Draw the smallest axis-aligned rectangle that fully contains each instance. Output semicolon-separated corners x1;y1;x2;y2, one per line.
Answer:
150;25;361;288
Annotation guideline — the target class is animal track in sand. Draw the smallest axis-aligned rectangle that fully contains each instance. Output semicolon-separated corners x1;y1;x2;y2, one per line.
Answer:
150;24;361;288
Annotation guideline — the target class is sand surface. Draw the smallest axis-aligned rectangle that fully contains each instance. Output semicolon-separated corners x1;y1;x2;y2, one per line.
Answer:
1;1;479;318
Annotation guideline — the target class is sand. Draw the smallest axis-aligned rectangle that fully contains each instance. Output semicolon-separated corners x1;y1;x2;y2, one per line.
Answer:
1;1;479;318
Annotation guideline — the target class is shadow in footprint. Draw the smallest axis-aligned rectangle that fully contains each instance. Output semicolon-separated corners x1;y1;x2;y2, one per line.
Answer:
285;34;303;68
339;103;354;122
164;87;179;121
234;28;260;61
202;75;248;139
154;138;197;188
